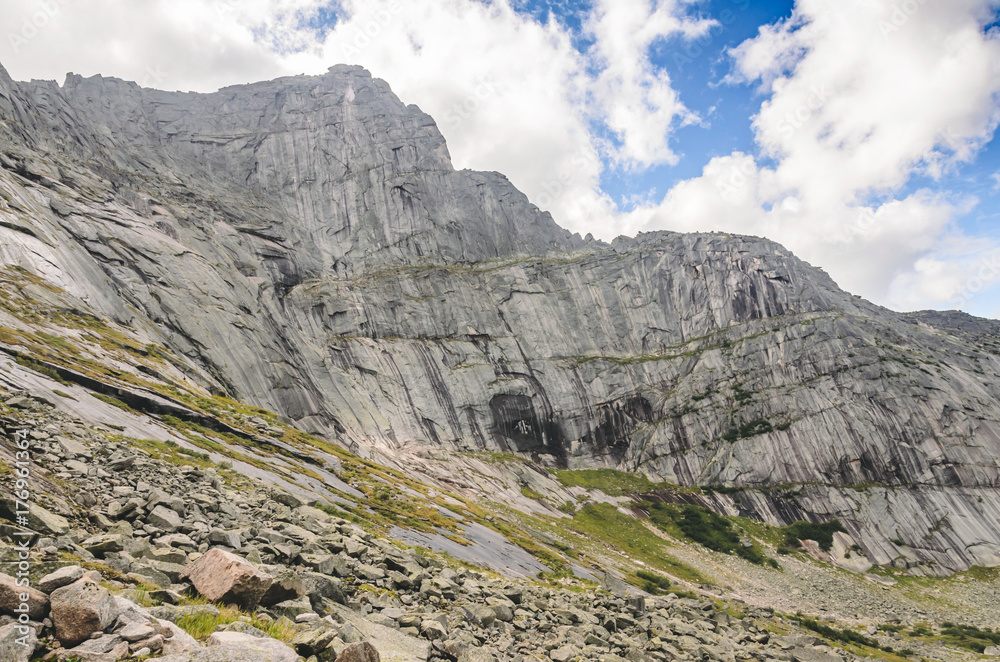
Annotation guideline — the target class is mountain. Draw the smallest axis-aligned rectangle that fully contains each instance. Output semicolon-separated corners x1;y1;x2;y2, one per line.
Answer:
1;61;999;575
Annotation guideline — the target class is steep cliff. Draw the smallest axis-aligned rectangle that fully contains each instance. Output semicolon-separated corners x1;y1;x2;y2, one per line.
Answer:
1;63;999;573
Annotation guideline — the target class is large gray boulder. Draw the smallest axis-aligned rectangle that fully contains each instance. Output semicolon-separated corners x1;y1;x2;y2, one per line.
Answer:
50;578;119;647
0;622;37;662
0;573;48;620
181;548;272;609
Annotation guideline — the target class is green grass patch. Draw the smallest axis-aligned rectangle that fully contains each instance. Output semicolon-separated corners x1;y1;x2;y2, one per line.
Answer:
636;569;672;595
647;503;770;565
15;355;71;385
781;520;846;552
520;485;544;500
92;392;139;414
172;604;295;643
797;616;891;652
938;623;1000;653
721;418;774;442
553;469;678;496
567;503;703;584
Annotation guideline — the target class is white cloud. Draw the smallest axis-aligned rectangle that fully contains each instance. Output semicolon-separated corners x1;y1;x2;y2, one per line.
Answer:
637;0;1000;311
585;0;716;169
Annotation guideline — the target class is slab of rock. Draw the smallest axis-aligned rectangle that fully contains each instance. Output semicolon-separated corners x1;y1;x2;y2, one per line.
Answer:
0;499;70;535
337;641;381;662
158;619;200;656
457;649;497;662
0;622;37;662
181;548;272;609
206;631;299;661
50;578;119;647
147;505;182;533
38;565;85;593
0;573;49;619
208;528;242;549
57;633;128;661
119;620;157;642
329;603;430;662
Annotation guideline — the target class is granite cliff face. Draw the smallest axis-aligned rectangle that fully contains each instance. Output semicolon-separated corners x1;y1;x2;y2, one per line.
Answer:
1;62;999;573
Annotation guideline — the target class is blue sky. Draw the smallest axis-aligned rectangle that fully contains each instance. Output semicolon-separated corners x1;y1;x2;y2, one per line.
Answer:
1;0;998;317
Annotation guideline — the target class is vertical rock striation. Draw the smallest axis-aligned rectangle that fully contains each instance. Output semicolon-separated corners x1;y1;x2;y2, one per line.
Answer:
0;63;998;571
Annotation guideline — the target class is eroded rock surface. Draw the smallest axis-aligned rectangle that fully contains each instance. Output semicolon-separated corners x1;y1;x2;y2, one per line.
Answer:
0;60;998;571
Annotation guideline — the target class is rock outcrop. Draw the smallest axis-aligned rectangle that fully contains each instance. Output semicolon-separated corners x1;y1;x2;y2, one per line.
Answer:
0;61;998;571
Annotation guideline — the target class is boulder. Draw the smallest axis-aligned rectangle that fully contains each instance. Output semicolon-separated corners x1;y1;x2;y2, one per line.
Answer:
147;505;182;532
181;548;272;609
208;528;242;549
50;578;119;647
458;648;497;662
0;499;70;535
57;633;128;661
0;622;37;662
38;565;85;593
206;631;299;661
336;641;381;662
260;570;304;607
0;573;49;619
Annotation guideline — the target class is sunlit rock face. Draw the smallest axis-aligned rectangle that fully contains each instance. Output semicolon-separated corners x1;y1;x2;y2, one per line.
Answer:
1;61;999;572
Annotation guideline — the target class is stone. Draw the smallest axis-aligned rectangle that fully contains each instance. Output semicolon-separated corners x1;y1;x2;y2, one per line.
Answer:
0;499;70;535
336;641;381;662
208;528;242;549
550;645;579;662
0;622;37;662
420;619;447;640
261;571;305;607
180;548;272;609
50;578;119;647
0;572;49;619
82;534;127;557
206;631;299;662
158;619;201;656
58;633;129;661
458;648;497;662
147;505;182;533
292;627;340;657
38;565;86;593
118;621;156;642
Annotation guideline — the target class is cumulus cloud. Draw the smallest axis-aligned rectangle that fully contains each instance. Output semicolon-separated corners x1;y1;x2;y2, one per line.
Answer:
638;0;1000;311
585;0;716;169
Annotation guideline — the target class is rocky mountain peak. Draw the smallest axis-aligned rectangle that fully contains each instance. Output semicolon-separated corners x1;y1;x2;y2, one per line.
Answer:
0;60;998;575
